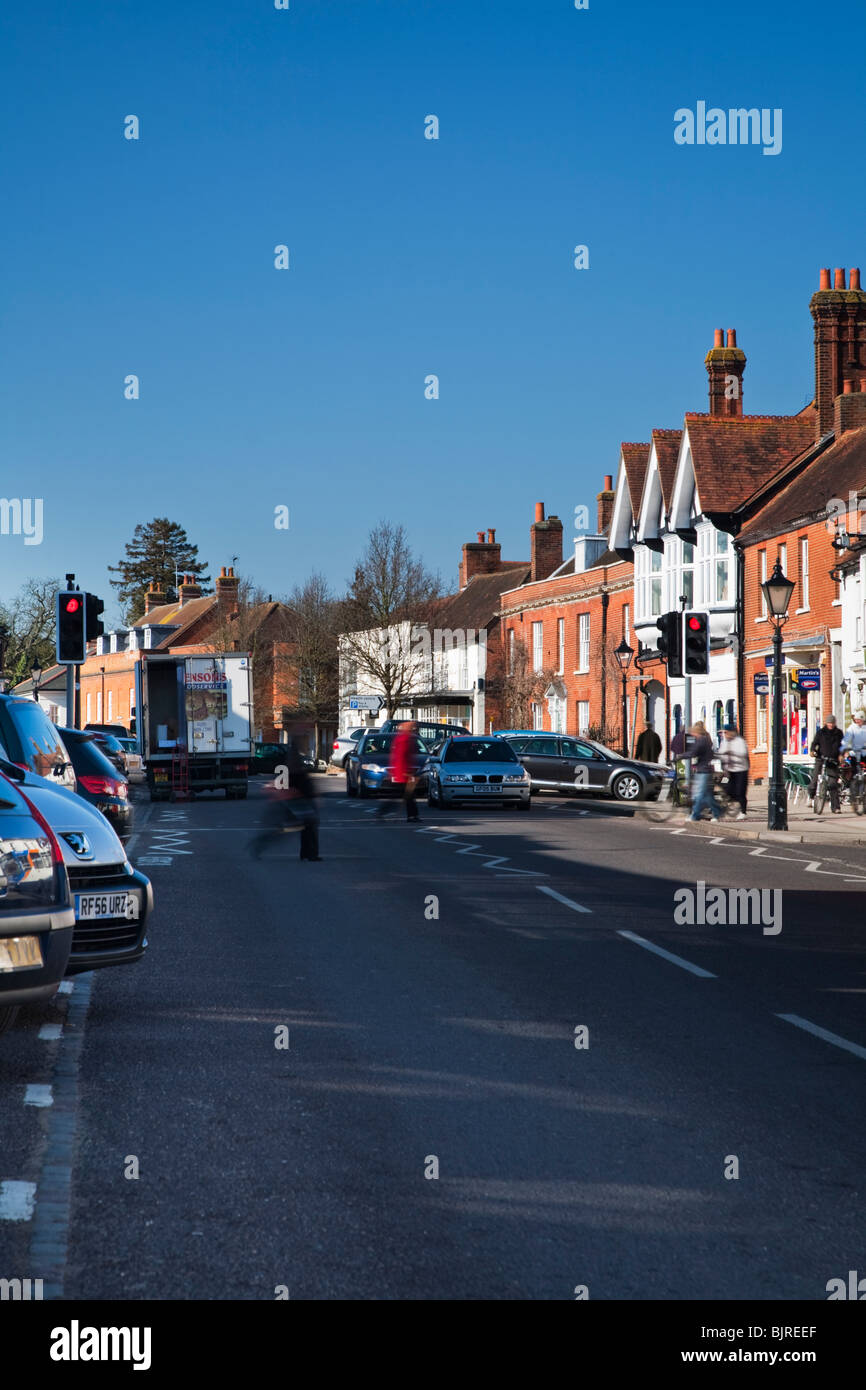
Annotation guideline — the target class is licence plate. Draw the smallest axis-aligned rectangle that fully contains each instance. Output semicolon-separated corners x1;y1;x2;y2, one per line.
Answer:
74;892;140;921
0;935;43;972
473;785;503;792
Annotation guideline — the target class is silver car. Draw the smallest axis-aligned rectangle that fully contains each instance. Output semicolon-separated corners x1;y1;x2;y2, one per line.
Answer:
426;737;531;811
330;727;366;768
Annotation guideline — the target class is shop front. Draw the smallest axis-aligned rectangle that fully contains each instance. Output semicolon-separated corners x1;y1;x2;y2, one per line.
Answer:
748;641;829;778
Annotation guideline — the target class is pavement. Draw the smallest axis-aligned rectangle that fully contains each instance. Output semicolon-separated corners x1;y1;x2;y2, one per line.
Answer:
1;775;864;1300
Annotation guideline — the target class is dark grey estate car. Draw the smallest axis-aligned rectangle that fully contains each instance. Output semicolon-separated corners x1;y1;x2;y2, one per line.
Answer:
497;732;666;801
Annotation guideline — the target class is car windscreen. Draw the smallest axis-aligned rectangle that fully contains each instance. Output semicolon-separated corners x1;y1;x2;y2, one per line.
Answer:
586;741;618;760
96;734;124;755
444;740;518;764
360;735;395;756
0;702;71;781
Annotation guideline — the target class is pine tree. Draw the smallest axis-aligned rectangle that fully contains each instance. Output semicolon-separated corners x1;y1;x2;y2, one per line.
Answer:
108;518;210;622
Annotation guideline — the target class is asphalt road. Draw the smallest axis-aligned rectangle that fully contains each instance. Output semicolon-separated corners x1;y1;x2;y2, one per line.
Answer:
2;776;865;1300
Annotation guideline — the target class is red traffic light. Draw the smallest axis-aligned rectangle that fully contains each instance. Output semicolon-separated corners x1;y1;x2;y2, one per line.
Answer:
64;597;81;613
687;616;703;630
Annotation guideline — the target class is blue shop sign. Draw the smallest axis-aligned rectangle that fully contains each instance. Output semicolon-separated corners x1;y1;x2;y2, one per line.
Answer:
796;667;821;691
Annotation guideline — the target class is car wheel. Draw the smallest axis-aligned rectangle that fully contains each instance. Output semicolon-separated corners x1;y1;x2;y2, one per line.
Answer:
517;797;531;812
346;775;357;797
0;1004;19;1036
358;780;369;799
612;772;642;801
428;780;439;806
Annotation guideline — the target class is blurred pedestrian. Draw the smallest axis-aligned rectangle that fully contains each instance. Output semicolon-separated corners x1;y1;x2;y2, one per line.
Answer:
377;721;422;822
249;743;321;860
720;724;750;819
683;720;722;822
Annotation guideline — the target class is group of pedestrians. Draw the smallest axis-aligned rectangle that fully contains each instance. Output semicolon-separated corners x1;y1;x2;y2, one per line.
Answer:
807;710;866;812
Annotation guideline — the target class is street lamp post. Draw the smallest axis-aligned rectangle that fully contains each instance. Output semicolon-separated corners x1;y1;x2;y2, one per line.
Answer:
30;664;43;703
614;638;634;757
761;560;796;831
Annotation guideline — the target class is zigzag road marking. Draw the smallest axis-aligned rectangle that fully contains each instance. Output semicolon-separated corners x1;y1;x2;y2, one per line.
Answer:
414;828;546;876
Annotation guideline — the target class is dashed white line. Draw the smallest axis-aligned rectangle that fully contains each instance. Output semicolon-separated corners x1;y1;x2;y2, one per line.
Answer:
775;1013;866;1062
617;931;716;978
37;1024;63;1042
56;981;74;996
537;885;592;914
24;1084;53;1108
0;1180;36;1221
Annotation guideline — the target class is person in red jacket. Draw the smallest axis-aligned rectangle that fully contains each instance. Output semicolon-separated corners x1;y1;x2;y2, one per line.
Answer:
377;721;421;821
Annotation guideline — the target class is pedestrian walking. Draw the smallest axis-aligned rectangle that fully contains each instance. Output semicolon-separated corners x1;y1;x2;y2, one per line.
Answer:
719;724;750;819
377;721;422;822
249;744;321;860
683;720;722;822
810;715;844;812
635;723;662;763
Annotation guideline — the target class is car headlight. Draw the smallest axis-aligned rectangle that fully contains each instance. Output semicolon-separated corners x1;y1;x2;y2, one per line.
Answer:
0;837;57;907
504;773;526;782
444;774;472;783
361;762;383;773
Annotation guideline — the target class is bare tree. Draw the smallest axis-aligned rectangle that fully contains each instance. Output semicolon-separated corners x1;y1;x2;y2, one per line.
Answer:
0;577;60;686
500;637;555;729
339;522;441;718
284;573;340;759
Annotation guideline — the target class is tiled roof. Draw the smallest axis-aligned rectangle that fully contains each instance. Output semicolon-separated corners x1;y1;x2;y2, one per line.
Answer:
738;425;866;543
684;413;818;515
621;443;650;510
652;429;682;509
134;594;215;636
437;566;531;629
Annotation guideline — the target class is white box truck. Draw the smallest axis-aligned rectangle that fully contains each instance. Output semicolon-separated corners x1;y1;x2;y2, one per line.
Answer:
134;653;253;801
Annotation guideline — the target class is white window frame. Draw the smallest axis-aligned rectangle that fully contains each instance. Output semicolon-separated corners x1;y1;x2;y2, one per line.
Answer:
797;537;809;612
532;621;543;674
507;628;515;675
86;692;92;723
556;618;565;675
758;550;768;620
576;614;590;673
531;701;543;730
623;604;630;645
577;700;590;734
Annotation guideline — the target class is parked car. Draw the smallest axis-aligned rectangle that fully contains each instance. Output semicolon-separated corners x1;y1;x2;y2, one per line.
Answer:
496;731;666;802
83;722;131;740
380;719;469;748
89;731;127;775
251;741;316;776
345;730;431;797
0;772;75;1036
426;737;530;810
0;695;76;791
114;736;145;781
59;728;132;842
331;728;366;769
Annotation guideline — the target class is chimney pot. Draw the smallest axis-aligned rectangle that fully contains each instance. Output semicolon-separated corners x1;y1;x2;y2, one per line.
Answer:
604;474;612;491
835;268;846;289
220;566;227;577
487;528;495;544
860;377;866;393
851;268;862;291
819;268;831;290
843;379;854;394
713;328;724;347
534;503;545;523
726;328;737;347
476;531;485;543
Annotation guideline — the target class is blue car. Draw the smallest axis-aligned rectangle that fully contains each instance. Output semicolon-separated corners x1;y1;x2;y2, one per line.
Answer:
345;731;431;798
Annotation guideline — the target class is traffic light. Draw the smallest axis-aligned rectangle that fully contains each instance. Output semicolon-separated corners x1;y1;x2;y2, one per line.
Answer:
683;610;710;675
85;592;105;642
656;611;683;677
56;591;86;664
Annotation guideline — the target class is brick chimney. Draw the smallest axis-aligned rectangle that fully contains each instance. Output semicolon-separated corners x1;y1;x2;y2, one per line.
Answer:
530;503;563;582
144;582;167;615
834;378;866;435
216;565;240;612
178;574;203;604
596;474;615;534
459;532;501;588
705;328;746;417
810;267;866;436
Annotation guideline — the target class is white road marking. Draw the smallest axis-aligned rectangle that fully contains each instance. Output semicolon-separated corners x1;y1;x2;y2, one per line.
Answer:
24;1085;53;1107
776;1013;866;1062
0;1180;36;1221
138;856;173;866
38;1024;63;1041
456;844;482;854
537;885;592;914
618;931;716;978
56;981;74;996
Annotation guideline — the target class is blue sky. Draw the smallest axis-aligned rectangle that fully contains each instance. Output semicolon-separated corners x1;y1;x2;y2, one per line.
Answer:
2;0;864;626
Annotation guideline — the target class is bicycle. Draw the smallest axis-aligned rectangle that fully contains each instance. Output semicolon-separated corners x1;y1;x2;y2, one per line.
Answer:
812;757;841;815
840;755;866;816
638;765;736;823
